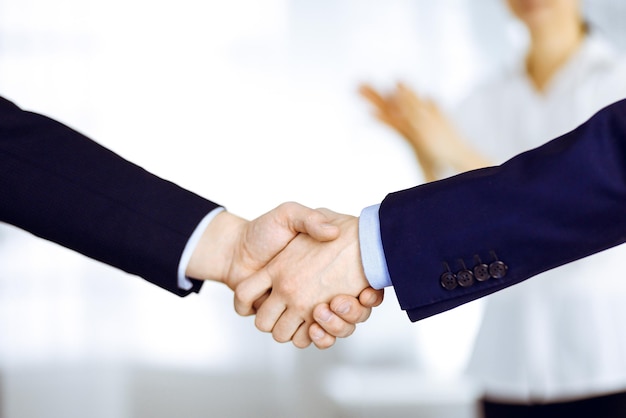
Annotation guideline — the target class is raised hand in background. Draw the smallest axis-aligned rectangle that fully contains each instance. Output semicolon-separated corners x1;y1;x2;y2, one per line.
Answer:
360;82;491;180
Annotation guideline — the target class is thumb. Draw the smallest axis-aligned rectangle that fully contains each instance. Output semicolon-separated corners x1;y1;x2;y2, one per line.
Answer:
277;202;340;242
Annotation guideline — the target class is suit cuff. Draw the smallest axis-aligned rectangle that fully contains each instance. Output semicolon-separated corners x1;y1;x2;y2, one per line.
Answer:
177;207;225;290
359;204;393;289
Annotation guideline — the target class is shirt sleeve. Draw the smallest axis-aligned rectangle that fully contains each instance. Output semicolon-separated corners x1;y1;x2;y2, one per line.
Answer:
358;204;393;289
177;207;225;290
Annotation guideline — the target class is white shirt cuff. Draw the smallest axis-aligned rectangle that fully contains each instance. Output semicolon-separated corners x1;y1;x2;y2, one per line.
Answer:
358;204;392;289
177;207;225;290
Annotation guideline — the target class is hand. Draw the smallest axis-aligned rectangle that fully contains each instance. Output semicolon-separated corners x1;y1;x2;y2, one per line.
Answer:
391;83;472;171
360;82;492;178
359;83;439;181
234;209;370;348
308;287;384;349
359;83;415;140
185;202;340;291
249;283;384;350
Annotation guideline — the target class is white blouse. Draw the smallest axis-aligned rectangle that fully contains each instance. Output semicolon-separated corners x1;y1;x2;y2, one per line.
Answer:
452;35;626;402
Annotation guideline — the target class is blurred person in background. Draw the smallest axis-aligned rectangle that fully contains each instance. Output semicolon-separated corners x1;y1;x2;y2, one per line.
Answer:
360;0;626;416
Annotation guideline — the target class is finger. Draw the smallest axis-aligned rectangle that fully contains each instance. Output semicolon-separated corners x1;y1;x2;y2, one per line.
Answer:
254;298;289;334
276;202;339;242
395;82;422;109
270;309;305;343
375;112;410;138
313;303;356;338
358;84;389;109
358;83;376;97
292;323;313;349
254;294;288;333
234;270;273;316
359;287;384;308
328;296;371;326
309;323;337;349
252;290;270;312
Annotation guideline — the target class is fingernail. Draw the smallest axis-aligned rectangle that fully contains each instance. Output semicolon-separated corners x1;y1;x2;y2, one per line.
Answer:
311;328;325;340
318;308;333;322
336;302;351;315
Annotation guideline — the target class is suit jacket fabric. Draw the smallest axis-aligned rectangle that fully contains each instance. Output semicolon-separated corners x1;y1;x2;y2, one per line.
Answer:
0;96;218;296
380;98;626;321
452;36;626;401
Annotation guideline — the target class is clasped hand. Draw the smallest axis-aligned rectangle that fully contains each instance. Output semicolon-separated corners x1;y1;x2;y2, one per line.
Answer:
187;203;383;349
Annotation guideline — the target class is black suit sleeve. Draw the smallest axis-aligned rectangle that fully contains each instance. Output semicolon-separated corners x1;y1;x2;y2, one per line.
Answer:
0;96;220;296
379;98;626;321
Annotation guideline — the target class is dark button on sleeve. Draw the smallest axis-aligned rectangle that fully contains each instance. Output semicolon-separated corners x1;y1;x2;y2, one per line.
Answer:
457;269;475;287
440;271;458;290
473;263;490;282
489;260;508;279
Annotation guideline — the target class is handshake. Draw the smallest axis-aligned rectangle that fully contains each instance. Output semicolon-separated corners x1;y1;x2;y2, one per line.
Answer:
185;202;384;350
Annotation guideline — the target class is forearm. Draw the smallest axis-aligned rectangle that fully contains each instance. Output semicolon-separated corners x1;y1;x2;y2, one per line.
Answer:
447;141;493;174
0;97;218;295
409;144;439;182
403;123;492;181
380;98;626;320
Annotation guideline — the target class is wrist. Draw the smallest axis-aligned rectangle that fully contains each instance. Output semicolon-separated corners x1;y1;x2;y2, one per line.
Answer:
185;211;247;285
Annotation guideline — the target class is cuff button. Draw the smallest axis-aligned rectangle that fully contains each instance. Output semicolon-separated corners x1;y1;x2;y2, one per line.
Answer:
489;260;508;279
457;269;475;287
474;264;490;282
440;271;458;290
473;255;490;282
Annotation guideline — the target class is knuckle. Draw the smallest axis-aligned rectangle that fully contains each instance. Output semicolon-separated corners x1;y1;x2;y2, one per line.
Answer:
254;316;273;333
233;285;250;303
340;326;356;338
233;296;251;316
292;300;311;317
278;201;299;215
234;305;250;317
292;338;311;349
357;309;372;323
333;324;355;338
273;332;290;344
314;339;333;350
344;309;362;324
276;279;298;297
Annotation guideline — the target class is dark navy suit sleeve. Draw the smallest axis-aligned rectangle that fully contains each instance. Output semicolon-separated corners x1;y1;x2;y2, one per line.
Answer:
379;98;626;321
0;96;219;296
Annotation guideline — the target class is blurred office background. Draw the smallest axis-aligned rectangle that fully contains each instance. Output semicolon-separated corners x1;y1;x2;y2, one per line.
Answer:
0;0;624;417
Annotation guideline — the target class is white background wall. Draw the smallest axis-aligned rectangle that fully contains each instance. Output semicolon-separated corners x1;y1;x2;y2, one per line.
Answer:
0;1;624;417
